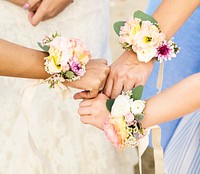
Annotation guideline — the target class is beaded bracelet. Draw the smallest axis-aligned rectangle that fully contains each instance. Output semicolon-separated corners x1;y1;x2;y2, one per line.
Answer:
103;85;146;149
38;32;92;88
114;10;179;63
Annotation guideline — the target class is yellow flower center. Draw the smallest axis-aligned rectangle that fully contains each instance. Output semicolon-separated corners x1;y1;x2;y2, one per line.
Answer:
143;36;152;44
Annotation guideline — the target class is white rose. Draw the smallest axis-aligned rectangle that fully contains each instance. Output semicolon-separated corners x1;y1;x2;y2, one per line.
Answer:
47;58;62;74
137;47;157;63
111;95;130;117
50;36;69;51
130;100;146;115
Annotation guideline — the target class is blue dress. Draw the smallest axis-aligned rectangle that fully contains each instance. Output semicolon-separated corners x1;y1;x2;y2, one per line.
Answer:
143;0;200;151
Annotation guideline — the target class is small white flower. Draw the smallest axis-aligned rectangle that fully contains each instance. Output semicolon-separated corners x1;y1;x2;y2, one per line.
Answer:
130;100;146;115
111;95;130;117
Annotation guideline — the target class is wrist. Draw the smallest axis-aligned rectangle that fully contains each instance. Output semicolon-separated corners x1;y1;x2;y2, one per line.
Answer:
125;50;156;66
103;86;146;149
115;11;179;63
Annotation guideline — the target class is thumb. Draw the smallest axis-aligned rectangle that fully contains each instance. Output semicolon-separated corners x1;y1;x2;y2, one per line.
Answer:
73;90;97;100
80;116;104;130
28;1;47;26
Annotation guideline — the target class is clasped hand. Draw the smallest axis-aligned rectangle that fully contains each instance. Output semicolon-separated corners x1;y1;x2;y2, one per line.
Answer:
8;0;73;26
24;0;73;26
77;50;155;130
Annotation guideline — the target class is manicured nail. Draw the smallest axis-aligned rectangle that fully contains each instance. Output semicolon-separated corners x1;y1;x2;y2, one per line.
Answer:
23;3;30;10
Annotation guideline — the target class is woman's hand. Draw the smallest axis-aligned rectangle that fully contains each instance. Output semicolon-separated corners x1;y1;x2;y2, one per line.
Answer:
23;0;73;26
104;51;154;99
68;59;110;99
78;93;109;130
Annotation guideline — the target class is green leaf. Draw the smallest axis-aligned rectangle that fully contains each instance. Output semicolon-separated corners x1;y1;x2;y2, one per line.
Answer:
133;10;158;25
37;42;50;52
131;85;144;100
135;114;144;122
113;21;125;36
65;71;74;79
106;99;115;112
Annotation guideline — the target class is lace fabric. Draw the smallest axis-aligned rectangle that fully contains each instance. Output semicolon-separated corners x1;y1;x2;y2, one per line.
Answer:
0;1;136;173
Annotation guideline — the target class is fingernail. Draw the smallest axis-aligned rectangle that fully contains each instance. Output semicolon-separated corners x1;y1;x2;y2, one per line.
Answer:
23;3;30;10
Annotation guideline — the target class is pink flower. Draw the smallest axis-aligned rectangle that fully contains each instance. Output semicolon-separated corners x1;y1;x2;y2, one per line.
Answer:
103;117;122;148
70;38;91;64
50;36;70;52
61;64;70;72
68;59;85;76
119;18;141;47
133;21;165;51
156;41;175;62
124;112;134;125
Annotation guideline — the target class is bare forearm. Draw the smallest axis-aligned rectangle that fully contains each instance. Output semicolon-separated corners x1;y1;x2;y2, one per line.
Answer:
0;39;49;79
152;0;200;40
142;73;200;128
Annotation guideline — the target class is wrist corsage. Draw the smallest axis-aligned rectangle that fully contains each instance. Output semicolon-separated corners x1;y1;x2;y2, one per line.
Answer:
104;85;146;149
38;32;92;88
114;10;179;63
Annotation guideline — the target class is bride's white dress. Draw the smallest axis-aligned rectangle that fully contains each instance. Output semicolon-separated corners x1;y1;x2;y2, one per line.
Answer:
0;1;137;173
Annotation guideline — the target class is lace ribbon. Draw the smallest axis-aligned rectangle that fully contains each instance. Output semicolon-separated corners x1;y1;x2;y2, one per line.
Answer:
138;125;164;174
21;80;70;173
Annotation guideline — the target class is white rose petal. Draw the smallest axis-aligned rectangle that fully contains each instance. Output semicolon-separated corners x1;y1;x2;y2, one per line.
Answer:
130;100;146;115
48;59;62;74
111;95;130;117
50;36;69;51
60;49;71;66
137;48;157;63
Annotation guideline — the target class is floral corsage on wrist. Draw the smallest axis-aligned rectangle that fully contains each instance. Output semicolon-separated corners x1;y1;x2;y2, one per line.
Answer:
38;32;92;88
104;86;146;149
114;10;179;63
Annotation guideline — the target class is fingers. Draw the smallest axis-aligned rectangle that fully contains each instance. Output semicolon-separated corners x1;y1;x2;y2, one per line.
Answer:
79;109;104;130
78;106;91;116
80;116;104;130
122;73;137;91
79;99;92;107
78;98;94;115
77;94;108;130
23;0;44;26
103;66;124;98
23;2;31;10
110;77;124;99
103;73;113;97
28;11;34;22
28;2;47;26
80;116;93;124
73;59;109;99
74;91;88;100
